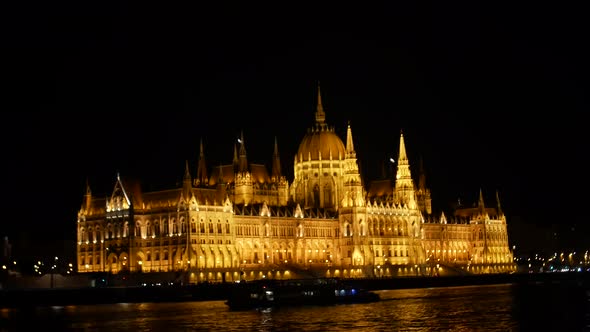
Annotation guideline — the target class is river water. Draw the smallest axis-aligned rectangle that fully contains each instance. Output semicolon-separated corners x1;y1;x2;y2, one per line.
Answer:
1;283;589;331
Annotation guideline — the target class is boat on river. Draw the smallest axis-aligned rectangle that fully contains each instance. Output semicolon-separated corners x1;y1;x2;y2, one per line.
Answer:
225;278;380;310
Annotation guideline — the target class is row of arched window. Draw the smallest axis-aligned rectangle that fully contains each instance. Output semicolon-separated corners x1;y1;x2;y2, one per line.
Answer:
79;217;236;243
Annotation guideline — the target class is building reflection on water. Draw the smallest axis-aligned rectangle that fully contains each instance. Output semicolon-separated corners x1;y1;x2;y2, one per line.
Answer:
1;283;588;331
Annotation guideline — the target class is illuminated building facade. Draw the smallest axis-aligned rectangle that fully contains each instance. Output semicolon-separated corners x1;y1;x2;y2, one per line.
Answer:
76;86;515;282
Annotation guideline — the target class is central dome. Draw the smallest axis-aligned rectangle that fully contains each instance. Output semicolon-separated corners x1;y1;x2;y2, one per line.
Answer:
296;82;346;161
297;127;346;161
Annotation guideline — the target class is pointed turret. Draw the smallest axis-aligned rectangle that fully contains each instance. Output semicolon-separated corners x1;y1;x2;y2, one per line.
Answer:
183;160;192;199
315;81;325;125
477;188;489;220
83;178;92;211
238;130;248;172
341;121;364;208
195;138;208;187
394;130;416;207
345;122;356;157
496;190;503;217
183;160;191;182
85;178;91;196
271;136;282;180
418;156;426;190
478;188;485;208
398;129;408;162
232;143;239;171
415;155;432;215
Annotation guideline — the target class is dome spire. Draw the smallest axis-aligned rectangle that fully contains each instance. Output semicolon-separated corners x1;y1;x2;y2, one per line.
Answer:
315;81;326;125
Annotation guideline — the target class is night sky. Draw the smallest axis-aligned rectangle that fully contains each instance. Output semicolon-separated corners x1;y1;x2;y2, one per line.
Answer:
3;2;589;262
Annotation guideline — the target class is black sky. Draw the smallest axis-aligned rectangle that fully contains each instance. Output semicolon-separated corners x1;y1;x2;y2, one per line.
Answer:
3;1;589;261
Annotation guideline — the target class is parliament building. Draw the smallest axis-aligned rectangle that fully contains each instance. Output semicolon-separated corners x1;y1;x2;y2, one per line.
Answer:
76;86;516;283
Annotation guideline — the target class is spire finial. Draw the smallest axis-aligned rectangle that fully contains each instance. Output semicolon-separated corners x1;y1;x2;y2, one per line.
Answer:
346;121;355;154
398;130;408;162
85;177;91;196
196;138;208;187
271;136;282;179
199;138;204;157
315;80;325;124
184;159;191;180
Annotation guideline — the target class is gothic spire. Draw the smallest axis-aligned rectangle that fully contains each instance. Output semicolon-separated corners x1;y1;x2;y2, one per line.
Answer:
195;138;208;187
85;177;92;196
398;129;408;162
315;80;325;125
184;159;191;182
418;155;426;190
395;130;412;181
394;130;416;207
238;130;248;172
345;122;356;156
232;143;239;170
271;136;282;180
477;188;488;218
496;190;503;216
183;160;192;198
478;188;485;208
84;177;92;211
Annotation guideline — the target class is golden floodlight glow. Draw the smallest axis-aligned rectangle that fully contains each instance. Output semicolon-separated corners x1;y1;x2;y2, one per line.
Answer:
75;112;516;277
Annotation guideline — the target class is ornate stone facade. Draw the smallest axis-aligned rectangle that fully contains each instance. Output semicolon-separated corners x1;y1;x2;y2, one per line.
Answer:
76;86;515;282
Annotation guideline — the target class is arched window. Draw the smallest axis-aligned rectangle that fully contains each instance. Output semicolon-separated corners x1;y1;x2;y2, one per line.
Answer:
180;218;186;233
313;184;320;207
323;184;332;208
172;219;178;234
154;221;160;236
162;219;169;235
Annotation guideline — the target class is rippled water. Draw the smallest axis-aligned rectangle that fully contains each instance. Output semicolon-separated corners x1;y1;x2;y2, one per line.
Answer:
1;283;588;331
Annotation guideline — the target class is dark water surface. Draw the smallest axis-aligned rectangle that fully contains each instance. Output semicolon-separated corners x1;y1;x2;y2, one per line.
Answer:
1;283;588;331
